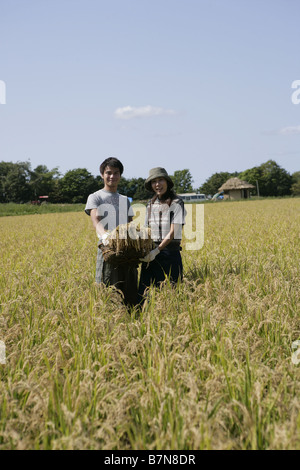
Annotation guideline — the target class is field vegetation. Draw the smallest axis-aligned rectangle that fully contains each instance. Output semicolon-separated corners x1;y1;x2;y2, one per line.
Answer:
0;202;85;217
0;198;299;449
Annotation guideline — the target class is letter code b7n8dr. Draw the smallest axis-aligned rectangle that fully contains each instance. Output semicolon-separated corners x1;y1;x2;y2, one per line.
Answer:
148;454;196;465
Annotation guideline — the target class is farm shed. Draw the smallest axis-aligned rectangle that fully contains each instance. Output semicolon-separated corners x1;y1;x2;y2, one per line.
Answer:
218;177;255;200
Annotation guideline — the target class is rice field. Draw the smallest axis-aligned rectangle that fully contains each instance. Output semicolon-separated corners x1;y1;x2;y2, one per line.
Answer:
0;198;299;450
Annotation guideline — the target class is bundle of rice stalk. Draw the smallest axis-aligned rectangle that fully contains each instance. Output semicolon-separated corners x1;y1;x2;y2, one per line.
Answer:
99;222;154;265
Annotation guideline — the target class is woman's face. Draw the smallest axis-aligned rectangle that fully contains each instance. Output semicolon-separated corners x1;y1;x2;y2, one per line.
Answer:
151;177;168;198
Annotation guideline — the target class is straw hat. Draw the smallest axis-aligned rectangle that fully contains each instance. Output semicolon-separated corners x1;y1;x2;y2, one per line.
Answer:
144;167;174;192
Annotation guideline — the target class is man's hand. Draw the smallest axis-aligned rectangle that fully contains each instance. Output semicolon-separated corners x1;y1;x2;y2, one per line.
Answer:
98;232;110;246
140;247;160;263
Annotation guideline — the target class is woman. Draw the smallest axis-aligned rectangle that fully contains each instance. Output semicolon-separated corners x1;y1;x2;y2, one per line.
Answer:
138;167;185;304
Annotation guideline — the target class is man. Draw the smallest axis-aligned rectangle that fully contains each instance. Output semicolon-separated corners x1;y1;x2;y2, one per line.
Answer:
85;157;138;306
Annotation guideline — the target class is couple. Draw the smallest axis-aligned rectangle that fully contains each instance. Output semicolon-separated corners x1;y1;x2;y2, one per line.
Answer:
85;157;185;307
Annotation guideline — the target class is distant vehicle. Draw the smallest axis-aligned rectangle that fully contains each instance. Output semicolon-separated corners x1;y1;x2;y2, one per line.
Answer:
212;191;224;201
177;193;206;202
31;196;49;205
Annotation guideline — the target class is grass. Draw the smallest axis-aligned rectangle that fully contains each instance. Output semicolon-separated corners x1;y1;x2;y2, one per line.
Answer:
0;202;85;217
0;198;299;449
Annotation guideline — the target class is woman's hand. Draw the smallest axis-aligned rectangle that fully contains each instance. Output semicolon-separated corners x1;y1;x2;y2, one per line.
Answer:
140;247;160;263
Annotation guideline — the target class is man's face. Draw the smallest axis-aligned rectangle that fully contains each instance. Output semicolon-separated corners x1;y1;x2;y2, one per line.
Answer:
101;166;121;191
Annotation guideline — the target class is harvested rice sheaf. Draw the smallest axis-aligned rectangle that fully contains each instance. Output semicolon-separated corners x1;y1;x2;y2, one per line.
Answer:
99;222;154;265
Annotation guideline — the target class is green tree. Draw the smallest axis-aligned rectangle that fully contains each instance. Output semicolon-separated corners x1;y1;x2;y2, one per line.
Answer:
259;160;292;196
171;169;193;193
133;178;151;200
29;165;61;200
59;168;99;203
118;177;151;200
239;166;263;196
0;161;32;202
239;161;293;197
199;171;238;196
117;177;132;197
0;161;16;202
291;171;300;196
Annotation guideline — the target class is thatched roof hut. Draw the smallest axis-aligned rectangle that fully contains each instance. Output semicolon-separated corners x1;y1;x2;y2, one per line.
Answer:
218;177;255;200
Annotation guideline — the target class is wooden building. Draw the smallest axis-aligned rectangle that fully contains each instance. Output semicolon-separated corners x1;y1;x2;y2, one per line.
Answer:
218;177;255;200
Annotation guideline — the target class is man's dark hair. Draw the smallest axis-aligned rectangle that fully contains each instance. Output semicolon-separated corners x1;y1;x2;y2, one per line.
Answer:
100;157;124;176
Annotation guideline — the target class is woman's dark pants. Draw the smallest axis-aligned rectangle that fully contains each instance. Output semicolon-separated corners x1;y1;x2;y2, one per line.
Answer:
137;249;183;305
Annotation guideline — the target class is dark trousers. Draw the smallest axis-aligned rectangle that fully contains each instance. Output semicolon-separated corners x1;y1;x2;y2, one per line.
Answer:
96;248;138;306
137;249;183;304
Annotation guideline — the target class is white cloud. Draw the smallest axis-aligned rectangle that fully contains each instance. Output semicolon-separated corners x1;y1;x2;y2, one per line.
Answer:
262;125;300;136
114;105;176;120
278;125;300;136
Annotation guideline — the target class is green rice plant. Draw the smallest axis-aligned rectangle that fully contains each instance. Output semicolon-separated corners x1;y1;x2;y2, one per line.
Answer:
0;199;299;449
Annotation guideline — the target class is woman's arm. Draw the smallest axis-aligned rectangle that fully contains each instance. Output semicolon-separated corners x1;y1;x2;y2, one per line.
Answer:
158;223;181;251
158;224;174;251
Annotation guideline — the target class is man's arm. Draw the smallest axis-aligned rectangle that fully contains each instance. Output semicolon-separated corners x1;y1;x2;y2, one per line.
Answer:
90;208;106;238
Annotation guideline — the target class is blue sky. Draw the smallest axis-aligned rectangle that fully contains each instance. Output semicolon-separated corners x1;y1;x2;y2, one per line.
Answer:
0;0;299;188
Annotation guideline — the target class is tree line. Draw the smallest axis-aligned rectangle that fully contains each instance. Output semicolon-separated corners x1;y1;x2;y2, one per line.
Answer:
199;160;299;197
0;162;194;204
0;160;299;204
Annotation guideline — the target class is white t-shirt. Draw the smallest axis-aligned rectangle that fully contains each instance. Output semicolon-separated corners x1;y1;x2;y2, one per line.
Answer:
85;189;134;231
